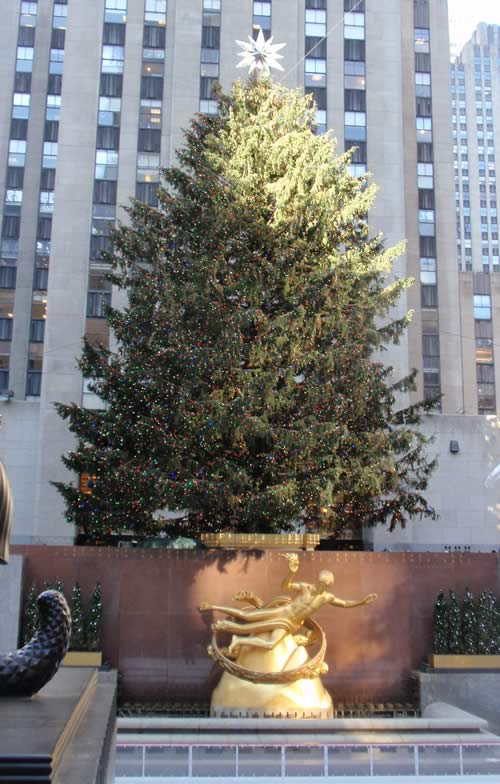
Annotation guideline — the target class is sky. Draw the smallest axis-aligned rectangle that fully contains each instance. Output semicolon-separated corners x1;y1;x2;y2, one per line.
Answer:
448;0;500;54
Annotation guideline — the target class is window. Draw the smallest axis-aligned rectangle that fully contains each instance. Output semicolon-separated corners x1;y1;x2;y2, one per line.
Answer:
102;45;124;73
87;291;111;318
46;94;61;121
344;12;364;40
95;150;119;179
421;285;438;308
345;111;365;126
16;46;34;72
306;9;326;37
105;0;127;24
100;73;123;97
420;257;436;284
415;27;430;53
39;191;54;213
52;3;68;28
8;140;26;167
103;22;126;45
138;128;161;152
139;99;161;129
0;319;13;341
98;96;121;126
12;93;30;120
417;162;433;188
474;294;491;320
136;181;159;206
136;152;160;181
145;0;166;24
141;76;163;99
42;142;58;167
96;126;120;149
0;267;16;289
93;180;117;204
344;39;364;61
204;0;221;10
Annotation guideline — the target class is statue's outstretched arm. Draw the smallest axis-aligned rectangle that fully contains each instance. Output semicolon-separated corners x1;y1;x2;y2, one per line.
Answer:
329;593;378;609
280;552;301;592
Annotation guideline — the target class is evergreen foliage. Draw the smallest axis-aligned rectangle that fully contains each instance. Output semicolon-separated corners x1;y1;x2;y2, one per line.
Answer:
448;590;462;654
432;590;449;654
477;590;493;654
70;583;85;651
54;578;64;596
22;583;39;645
86;582;103;651
54;79;437;540
461;587;478;654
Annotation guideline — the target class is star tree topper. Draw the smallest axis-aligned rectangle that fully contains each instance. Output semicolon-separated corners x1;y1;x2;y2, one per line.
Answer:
236;29;286;76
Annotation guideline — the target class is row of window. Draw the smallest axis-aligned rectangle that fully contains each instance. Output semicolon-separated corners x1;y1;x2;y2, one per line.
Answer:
200;0;220;115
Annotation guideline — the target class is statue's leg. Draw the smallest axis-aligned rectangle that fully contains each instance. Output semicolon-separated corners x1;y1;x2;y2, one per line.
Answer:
229;628;286;656
201;603;281;623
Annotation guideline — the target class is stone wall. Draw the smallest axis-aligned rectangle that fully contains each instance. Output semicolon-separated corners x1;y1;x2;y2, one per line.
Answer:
11;546;500;703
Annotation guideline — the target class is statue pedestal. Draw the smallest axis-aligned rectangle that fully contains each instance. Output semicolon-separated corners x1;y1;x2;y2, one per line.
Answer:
211;633;333;719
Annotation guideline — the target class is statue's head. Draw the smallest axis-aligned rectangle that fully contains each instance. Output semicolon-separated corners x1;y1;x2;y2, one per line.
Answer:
318;570;334;588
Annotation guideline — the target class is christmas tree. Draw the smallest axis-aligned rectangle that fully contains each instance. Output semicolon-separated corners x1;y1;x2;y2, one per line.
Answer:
492;594;500;654
448;590;462;654
54;578;64;596
54;78;437;540
432;590;449;654
70;583;85;651
477;590;493;654
22;583;39;645
86;582;103;651
461;587;478;655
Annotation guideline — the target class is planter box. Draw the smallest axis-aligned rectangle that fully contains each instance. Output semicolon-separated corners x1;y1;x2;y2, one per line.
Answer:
63;651;102;667
200;533;320;551
429;654;500;670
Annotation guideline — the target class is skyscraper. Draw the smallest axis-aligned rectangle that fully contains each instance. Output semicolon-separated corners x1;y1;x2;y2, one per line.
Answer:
0;0;465;547
451;24;500;416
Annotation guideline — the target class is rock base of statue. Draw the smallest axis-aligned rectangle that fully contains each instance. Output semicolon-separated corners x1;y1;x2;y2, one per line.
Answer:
211;631;333;718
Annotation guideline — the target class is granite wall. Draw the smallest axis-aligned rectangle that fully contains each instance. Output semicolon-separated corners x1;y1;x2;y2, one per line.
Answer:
11;547;500;703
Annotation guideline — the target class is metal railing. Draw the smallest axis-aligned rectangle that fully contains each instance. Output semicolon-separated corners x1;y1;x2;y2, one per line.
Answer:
115;742;500;779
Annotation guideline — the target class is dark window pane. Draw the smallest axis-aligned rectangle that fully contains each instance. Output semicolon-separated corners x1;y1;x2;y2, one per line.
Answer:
48;74;63;94
33;268;48;290
94;180;117;204
136;181;159;206
144;25;165;48
103;22;126;45
44;120;59;142
141;76;163;99
305;86;327;110
87;291;111;318
100;73;123;97
306;36;326;58
200;76;218;100
414;0;430;27
37;217;52;241
96;126;120;149
10;119;28;140
0;319;13;341
420;236;436;256
346;142;367;163
415;52;431;72
344;39;365;61
6;168;24;189
30;320;45;342
416;96;432;116
345;89;366;111
421;284;438;307
419;188;435;208
344;0;364;8
137;128;161;152
202;26;220;48
417;143;433;163
2;216;20;239
19;26;35;46
51;28;65;48
0;267;16;288
90;236;113;259
40;168;56;190
26;371;41;396
14;72;32;92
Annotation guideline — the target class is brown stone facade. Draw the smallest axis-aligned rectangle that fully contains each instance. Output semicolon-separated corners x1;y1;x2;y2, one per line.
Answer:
11;547;500;703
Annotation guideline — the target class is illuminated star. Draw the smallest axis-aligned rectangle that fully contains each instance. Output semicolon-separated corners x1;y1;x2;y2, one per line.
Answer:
236;30;286;76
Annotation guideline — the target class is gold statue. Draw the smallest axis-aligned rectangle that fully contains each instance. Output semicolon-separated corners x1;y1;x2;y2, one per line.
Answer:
200;553;377;718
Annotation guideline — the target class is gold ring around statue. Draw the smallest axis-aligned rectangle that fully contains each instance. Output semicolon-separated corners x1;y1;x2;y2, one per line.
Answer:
210;617;327;685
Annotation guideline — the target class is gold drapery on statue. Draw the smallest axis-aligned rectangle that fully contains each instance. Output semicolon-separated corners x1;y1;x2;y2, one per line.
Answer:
200;554;377;718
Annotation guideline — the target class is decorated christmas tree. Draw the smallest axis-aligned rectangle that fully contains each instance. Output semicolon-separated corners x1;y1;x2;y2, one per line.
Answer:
86;582;103;652
432;590;449;654
461;587;478;654
54;78;437;540
54;578;64;596
448;590;462;654
70;583;85;651
477;590;493;654
22;583;39;645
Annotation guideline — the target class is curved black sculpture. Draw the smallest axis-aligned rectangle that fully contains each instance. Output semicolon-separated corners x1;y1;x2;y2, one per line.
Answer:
0;590;72;698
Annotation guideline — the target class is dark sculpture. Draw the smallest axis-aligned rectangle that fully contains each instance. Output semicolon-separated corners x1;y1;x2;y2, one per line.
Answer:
0;461;12;565
0;590;72;698
0;454;72;697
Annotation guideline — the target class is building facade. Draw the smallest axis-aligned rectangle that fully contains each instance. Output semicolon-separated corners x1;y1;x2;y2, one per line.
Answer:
0;0;479;549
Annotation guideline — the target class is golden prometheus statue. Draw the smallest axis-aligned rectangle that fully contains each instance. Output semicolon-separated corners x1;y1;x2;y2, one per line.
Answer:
200;553;377;718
